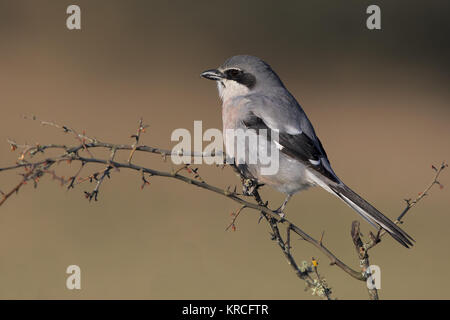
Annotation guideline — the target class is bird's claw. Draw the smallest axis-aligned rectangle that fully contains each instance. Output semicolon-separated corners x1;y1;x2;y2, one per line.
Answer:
242;178;258;196
274;208;286;220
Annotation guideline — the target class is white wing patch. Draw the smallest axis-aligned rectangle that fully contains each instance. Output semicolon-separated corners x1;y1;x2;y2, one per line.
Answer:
285;126;302;135
309;158;321;166
273;140;284;150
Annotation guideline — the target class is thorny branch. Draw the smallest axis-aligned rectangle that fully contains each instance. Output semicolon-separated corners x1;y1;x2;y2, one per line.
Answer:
348;161;447;299
0;117;446;299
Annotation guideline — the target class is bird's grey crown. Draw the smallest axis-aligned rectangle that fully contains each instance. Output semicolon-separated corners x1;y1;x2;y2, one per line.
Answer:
221;55;271;72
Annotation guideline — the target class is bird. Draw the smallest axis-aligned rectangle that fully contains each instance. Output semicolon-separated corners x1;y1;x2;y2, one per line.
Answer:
200;55;414;248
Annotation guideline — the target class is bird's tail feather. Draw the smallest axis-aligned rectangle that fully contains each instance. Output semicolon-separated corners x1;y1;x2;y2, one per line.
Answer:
329;183;414;248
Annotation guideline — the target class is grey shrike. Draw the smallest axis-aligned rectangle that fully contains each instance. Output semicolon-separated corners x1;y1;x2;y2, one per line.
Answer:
201;55;413;248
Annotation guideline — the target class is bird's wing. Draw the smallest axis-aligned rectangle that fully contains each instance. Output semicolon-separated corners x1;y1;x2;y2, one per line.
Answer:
241;95;339;183
239;94;414;248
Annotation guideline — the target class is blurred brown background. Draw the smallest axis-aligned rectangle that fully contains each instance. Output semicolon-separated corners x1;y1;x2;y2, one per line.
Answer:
0;0;449;299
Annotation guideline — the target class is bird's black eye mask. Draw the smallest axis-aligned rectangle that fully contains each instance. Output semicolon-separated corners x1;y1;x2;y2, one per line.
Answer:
224;68;256;89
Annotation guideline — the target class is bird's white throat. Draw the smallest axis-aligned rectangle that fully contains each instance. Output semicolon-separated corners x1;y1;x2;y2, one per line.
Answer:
217;79;250;102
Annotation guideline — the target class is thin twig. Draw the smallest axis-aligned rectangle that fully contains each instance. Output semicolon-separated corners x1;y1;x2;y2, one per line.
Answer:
225;205;247;231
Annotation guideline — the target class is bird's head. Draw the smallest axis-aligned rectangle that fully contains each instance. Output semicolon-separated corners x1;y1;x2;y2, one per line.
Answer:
201;55;283;101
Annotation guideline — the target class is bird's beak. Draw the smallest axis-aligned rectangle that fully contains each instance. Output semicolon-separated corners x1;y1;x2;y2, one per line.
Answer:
200;69;225;81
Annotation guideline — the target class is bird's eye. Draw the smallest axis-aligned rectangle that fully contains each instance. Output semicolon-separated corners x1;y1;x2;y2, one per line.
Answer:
227;69;241;78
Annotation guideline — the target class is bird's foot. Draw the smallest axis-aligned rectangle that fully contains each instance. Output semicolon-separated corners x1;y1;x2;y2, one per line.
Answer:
273;194;292;221
255;204;286;224
242;178;257;196
256;207;286;224
242;178;262;196
274;206;286;220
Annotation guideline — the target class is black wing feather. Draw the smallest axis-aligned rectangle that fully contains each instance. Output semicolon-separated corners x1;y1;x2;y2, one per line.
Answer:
243;113;415;247
243;113;339;183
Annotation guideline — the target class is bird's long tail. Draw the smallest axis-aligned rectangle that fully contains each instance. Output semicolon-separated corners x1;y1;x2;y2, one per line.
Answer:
328;183;414;248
